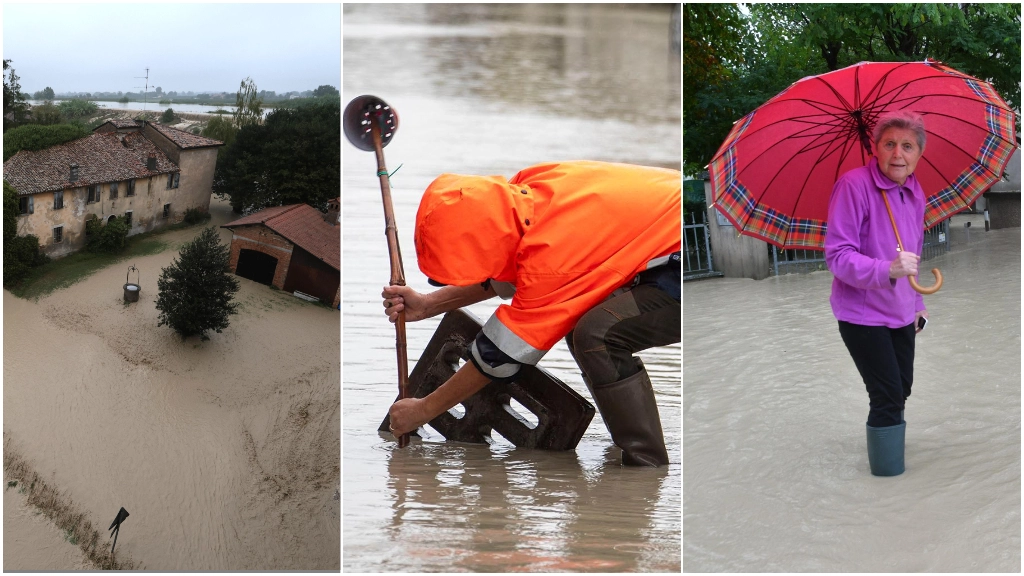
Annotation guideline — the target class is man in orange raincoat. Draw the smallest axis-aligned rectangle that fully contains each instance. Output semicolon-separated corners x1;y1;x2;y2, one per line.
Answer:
383;161;681;466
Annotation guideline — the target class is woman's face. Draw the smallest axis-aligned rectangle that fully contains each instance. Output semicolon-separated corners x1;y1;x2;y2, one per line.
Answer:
875;127;923;186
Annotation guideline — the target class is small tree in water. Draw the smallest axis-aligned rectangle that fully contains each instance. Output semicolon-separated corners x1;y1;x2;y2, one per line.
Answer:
156;227;240;340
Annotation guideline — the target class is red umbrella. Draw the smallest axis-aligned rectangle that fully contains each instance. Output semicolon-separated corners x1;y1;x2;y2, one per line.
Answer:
709;59;1017;253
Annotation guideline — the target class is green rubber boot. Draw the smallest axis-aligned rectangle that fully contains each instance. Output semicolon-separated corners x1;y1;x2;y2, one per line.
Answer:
586;360;669;467
866;421;906;476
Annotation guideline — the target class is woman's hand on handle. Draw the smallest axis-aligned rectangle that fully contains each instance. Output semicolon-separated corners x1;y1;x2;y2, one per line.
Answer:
889;251;920;279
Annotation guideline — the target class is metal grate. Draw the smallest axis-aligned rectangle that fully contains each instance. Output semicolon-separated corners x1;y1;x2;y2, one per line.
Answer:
770;246;828;276
683;212;717;280
921;219;950;261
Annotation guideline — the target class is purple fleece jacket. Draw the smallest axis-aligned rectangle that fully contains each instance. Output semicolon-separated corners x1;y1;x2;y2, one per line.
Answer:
825;157;926;328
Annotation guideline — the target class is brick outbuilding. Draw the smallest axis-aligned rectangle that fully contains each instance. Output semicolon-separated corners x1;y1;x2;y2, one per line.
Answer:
222;199;340;308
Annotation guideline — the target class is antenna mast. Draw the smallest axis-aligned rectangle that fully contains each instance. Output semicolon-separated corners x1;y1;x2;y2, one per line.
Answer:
134;68;150;112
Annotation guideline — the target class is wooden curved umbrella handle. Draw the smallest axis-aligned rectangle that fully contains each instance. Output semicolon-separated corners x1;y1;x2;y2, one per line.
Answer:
909;268;943;295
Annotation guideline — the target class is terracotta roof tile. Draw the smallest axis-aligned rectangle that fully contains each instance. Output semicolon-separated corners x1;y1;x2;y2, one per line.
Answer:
3;133;177;195
105;119;141;129
146;122;223;149
223;204;340;271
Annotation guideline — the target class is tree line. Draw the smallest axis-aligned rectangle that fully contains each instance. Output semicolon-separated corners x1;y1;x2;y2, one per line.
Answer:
203;77;341;214
683;3;1021;176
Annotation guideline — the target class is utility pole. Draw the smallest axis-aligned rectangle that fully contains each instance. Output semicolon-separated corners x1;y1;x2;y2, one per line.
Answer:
134;68;150;112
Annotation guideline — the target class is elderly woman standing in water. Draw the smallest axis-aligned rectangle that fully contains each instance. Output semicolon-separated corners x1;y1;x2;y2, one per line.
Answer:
825;110;929;477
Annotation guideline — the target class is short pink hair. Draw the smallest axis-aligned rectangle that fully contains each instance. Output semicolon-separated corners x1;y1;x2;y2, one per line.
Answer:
873;110;926;150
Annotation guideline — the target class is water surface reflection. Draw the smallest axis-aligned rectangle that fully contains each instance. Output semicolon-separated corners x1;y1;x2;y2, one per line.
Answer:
343;3;680;572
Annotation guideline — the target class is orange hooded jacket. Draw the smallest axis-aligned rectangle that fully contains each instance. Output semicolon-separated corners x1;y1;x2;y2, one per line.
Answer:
414;161;681;365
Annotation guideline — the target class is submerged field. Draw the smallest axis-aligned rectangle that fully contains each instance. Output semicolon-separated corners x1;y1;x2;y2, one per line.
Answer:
3;198;340;570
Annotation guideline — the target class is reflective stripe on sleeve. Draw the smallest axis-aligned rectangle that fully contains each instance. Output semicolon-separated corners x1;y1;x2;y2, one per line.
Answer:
469;339;521;379
482;314;546;365
490;280;516;300
645;251;680;269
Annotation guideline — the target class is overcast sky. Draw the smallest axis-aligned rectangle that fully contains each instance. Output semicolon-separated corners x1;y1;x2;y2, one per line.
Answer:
3;3;341;94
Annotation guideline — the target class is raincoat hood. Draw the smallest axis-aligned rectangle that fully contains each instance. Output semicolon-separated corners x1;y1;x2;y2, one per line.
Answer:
414;173;529;286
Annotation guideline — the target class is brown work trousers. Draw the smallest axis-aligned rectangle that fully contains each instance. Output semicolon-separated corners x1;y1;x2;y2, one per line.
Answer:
564;283;681;386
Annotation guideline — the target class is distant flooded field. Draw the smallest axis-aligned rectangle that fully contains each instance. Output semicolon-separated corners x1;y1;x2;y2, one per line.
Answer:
684;227;1020;572
343;3;681;572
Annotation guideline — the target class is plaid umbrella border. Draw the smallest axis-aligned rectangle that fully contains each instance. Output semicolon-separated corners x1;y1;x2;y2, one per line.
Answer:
925;105;1017;227
709;60;1017;250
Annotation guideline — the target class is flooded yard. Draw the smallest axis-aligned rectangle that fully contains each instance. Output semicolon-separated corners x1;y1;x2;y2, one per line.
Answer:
683;227;1020;571
343;3;681;572
3;198;340;570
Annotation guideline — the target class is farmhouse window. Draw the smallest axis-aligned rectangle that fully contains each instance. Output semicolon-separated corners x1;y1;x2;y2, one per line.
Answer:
167;173;180;189
110;182;119;199
125;211;133;228
163;203;171;218
87;185;100;203
53;226;63;243
54;190;64;209
127;180;136;196
18;196;33;215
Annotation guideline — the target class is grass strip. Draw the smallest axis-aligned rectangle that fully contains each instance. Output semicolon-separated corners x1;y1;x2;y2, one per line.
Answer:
9;219;207;301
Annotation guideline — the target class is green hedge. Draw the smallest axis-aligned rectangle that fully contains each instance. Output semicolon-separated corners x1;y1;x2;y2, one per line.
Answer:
3;123;90;161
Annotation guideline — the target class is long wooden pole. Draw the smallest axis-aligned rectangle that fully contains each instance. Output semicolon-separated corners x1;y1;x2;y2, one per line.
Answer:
371;123;411;448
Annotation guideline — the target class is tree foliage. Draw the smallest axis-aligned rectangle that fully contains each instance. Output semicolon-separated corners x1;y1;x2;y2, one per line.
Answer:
30;101;62;125
213;99;340;213
32;87;55;100
3;181;47;286
3;123;90;161
156;227;240;341
200;115;238;163
58;99;98;120
3;59;29;131
312;84;340;98
160;108;176;123
233;77;264;129
683;2;1021;176
85;215;130;253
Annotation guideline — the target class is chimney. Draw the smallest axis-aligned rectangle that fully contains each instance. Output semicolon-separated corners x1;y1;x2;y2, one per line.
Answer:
69;163;79;182
147;153;156;171
325;198;340;226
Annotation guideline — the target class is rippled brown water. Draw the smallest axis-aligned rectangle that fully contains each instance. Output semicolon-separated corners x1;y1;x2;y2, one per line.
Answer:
4;199;340;570
343;4;680;572
684;226;1020;572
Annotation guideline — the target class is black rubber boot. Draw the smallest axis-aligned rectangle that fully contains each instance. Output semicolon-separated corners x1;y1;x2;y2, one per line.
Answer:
586;360;669;467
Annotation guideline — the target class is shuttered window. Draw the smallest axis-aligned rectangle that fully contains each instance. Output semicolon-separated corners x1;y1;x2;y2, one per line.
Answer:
54;190;64;209
110;182;119;199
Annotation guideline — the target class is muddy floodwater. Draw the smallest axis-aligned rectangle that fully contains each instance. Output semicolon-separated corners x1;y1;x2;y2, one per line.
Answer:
3;198;340;570
684;227;1020;572
343;4;681;572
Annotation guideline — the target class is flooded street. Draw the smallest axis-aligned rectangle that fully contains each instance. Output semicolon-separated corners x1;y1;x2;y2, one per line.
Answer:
683;227;1020;571
343;4;680;572
4;198;340;570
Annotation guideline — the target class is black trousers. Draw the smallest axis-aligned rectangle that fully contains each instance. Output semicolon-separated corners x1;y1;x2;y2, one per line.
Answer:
838;320;916;428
